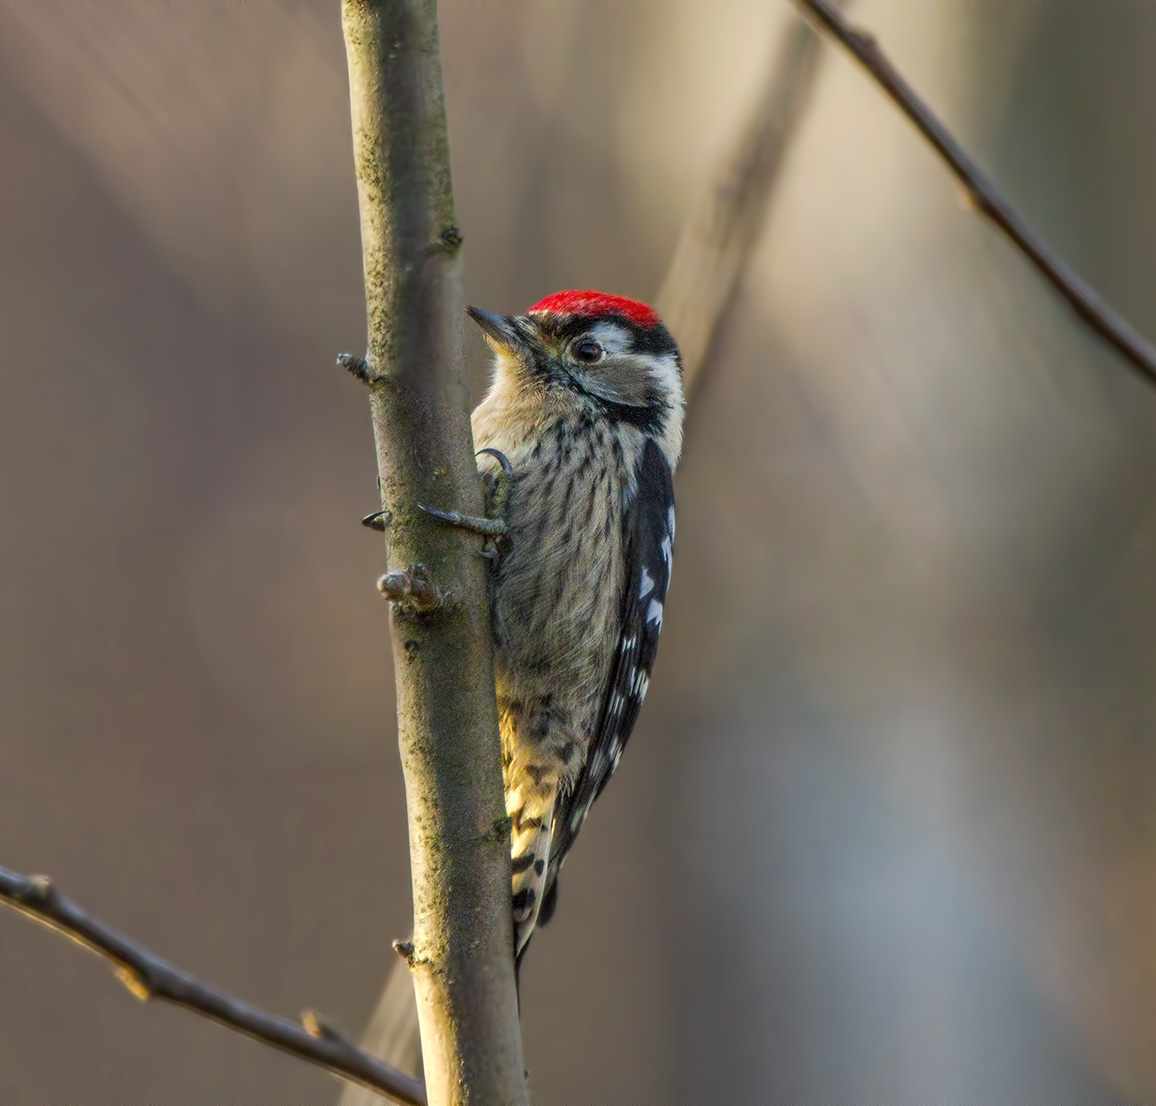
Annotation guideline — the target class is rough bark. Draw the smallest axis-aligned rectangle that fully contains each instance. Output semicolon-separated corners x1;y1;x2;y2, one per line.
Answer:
340;3;528;1104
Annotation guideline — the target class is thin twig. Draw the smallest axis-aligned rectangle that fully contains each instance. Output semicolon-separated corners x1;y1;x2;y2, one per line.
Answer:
794;0;1156;391
658;10;828;398
0;866;425;1106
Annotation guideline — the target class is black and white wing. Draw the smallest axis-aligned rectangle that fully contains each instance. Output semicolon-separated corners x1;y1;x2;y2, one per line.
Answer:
548;436;676;886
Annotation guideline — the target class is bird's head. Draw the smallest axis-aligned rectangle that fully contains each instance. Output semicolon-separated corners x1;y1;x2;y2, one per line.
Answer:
467;289;685;467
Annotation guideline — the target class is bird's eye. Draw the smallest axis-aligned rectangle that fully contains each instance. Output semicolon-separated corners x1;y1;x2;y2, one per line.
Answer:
571;337;604;364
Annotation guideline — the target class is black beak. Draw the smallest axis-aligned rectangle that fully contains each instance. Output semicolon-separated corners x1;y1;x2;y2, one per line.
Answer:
466;306;526;354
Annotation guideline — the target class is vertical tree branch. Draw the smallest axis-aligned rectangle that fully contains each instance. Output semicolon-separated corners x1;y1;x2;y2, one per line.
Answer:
340;3;528;1105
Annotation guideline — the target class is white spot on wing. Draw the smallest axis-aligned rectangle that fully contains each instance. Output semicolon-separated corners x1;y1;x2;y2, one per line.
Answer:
647;598;664;627
639;568;655;599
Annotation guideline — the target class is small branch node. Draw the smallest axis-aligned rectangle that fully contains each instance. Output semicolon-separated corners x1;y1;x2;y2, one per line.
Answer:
391;939;433;972
337;352;383;386
377;565;448;613
23;874;55;904
302;1009;323;1038
362;509;393;532
114;965;152;1002
427;224;463;254
377;571;409;599
301;1009;344;1041
487;815;513;844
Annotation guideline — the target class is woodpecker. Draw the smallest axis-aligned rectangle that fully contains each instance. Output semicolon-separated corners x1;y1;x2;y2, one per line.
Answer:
454;289;684;966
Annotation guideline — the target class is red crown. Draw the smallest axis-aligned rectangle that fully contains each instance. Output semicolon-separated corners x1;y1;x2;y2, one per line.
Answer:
527;289;661;328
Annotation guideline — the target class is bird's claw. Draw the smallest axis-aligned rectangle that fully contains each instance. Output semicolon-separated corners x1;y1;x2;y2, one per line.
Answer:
477;447;512;547
476;447;513;477
418;504;508;538
419;447;513;557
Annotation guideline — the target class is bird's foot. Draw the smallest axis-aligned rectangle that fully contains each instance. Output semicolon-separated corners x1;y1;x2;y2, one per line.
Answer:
418;504;508;537
419;448;512;558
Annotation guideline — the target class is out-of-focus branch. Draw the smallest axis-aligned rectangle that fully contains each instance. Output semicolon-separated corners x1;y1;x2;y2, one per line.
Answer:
794;0;1156;392
340;3;527;1106
0;866;425;1106
658;11;828;400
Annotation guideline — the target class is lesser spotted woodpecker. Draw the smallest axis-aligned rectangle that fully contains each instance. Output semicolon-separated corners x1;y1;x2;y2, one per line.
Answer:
466;289;684;966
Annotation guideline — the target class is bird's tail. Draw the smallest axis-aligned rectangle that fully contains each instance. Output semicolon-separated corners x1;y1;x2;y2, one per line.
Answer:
507;782;558;959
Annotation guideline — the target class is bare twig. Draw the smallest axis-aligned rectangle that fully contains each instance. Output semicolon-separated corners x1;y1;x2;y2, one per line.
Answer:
794;0;1156;391
658;10;828;398
340;1;527;1104
0;866;425;1106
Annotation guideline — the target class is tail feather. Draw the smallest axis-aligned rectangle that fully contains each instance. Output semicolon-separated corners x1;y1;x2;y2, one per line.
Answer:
509;789;556;958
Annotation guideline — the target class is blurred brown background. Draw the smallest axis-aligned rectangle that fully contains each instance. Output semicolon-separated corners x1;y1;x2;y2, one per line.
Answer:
2;1;1156;1102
